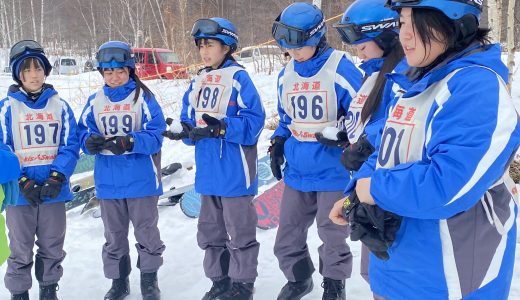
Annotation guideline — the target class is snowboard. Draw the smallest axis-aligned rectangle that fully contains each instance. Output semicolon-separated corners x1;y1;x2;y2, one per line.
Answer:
85;161;194;217
254;180;285;230
66;185;95;210
178;155;277;219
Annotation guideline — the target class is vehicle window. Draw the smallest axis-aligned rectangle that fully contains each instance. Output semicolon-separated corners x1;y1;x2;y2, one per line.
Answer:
61;59;76;66
158;52;180;64
148;53;157;64
134;52;145;64
240;49;252;58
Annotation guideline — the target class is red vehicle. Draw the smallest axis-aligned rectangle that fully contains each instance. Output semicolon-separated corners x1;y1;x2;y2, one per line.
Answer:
132;48;189;80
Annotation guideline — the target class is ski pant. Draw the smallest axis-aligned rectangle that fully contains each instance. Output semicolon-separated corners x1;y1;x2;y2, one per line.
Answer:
197;195;259;283
360;244;386;300
274;185;352;282
4;202;66;294
99;196;165;279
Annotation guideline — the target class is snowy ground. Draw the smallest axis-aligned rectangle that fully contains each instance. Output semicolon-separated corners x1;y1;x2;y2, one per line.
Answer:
0;55;519;299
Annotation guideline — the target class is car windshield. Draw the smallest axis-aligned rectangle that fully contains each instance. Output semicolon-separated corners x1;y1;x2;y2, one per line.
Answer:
61;59;76;66
158;52;180;64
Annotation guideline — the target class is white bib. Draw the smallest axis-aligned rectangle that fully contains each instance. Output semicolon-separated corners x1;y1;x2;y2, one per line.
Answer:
345;72;379;143
189;66;243;127
92;88;143;155
376;67;511;169
10;95;63;167
282;50;343;142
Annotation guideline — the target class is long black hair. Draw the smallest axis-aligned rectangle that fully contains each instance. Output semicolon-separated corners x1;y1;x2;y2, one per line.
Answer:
130;70;154;103
407;8;490;77
361;40;404;124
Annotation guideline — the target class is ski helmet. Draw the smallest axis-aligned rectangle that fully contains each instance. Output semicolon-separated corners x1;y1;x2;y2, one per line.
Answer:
96;41;135;70
191;18;239;51
9;40;52;84
387;0;482;48
334;0;399;54
272;2;327;49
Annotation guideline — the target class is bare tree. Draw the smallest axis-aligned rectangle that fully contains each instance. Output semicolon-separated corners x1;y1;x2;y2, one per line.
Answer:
30;0;37;40
506;0;517;90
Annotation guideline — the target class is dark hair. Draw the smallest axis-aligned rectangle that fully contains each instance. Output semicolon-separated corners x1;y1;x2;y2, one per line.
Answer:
410;8;490;67
19;57;44;82
361;41;404;124
130;70;154;103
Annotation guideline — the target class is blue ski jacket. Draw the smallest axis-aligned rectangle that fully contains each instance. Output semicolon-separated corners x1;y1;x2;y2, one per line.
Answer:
346;43;520;300
78;79;165;199
180;59;265;197
272;47;362;192
0;85;79;205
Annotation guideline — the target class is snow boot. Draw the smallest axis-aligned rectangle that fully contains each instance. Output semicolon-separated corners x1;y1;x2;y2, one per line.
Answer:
141;272;160;300
202;277;232;300
39;283;58;300
11;291;29;300
277;277;313;300
216;282;254;300
104;278;130;300
321;278;346;300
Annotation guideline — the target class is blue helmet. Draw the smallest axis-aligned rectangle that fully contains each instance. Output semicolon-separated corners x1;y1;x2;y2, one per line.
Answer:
96;41;135;70
388;0;482;23
191;17;239;51
272;3;327;49
9;40;52;84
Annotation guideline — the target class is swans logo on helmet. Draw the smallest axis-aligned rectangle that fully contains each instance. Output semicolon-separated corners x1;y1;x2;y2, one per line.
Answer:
309;20;325;37
471;0;483;5
360;20;399;32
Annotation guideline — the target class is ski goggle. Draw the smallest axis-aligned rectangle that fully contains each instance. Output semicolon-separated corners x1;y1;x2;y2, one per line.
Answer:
191;19;238;40
10;40;45;61
333;20;399;44
96;47;132;63
271;16;325;46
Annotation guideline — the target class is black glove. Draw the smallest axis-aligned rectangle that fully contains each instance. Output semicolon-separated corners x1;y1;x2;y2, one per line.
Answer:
85;134;106;155
340;135;375;171
315;130;350;148
18;176;43;206
268;136;286;180
189;114;226;141
103;135;134;155
345;192;402;261
40;171;66;199
162;118;193;140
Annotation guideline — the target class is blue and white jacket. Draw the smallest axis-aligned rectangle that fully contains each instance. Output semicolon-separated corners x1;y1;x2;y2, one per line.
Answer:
354;58;409;147
347;44;520;299
272;47;362;192
0;148;20;184
78;79;165;199
180;59;265;197
0;85;79;205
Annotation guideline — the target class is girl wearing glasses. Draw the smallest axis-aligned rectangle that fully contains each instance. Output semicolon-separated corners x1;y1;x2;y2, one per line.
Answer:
0;40;80;300
77;41;165;300
330;0;520;299
163;18;265;300
269;3;362;299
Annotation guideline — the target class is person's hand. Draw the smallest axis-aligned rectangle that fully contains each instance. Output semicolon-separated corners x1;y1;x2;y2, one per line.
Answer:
356;178;375;205
189;114;226;141
329;198;348;225
104;135;134;155
85;134;106;155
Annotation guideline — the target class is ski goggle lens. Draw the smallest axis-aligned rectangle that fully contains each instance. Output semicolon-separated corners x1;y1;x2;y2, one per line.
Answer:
333;24;364;44
10;40;44;61
272;22;308;46
96;48;132;63
191;19;238;40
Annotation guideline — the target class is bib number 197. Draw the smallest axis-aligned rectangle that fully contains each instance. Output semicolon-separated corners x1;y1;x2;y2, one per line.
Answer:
23;123;59;146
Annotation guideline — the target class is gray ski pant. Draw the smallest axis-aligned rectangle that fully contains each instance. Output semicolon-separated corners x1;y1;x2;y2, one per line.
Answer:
197;195;259;283
4;202;66;294
274;185;352;282
99;196;165;279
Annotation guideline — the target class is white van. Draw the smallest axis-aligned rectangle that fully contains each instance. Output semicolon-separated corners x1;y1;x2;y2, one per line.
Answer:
53;57;79;75
237;45;284;63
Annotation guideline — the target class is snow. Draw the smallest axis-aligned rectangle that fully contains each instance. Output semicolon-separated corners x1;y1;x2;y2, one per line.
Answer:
0;57;519;299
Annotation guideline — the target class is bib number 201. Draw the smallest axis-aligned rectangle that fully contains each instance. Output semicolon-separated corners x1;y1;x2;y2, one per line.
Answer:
378;127;405;167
